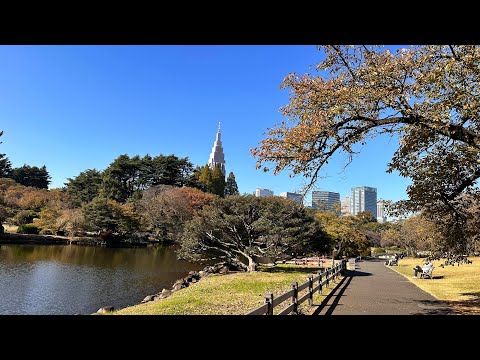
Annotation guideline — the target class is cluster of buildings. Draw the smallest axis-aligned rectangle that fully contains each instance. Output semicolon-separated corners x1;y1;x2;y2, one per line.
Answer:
255;186;387;223
207;123;387;223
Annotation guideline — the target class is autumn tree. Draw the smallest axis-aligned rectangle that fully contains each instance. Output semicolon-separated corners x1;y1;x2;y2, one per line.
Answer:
315;210;371;259
252;45;480;220
196;165;225;197
65;169;103;206
224;172;239;196
179;195;327;272
396;216;442;257
210;165;225;197
138;185;215;242
196;165;212;193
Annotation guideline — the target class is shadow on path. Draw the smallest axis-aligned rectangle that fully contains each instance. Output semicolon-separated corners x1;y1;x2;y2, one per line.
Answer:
310;259;457;315
312;270;370;315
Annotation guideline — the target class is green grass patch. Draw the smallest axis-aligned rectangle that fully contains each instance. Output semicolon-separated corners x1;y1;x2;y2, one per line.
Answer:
115;265;339;315
388;256;480;314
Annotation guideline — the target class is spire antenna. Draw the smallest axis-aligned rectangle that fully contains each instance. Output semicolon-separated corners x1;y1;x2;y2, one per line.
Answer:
218;121;221;132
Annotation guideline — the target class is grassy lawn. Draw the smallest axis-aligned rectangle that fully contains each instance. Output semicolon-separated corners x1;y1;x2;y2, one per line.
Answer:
2;224;18;233
115;264;341;315
388;256;480;314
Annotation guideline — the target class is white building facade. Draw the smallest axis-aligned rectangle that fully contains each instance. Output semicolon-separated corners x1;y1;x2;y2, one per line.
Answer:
255;188;274;197
208;122;226;176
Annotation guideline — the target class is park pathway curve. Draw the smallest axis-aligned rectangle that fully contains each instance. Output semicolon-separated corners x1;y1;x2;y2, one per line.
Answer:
312;258;454;315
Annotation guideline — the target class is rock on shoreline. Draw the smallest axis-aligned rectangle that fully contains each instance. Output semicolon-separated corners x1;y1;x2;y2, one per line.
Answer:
139;262;238;304
96;262;239;314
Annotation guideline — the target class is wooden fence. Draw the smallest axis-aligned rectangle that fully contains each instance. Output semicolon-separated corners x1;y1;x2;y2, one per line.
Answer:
245;260;347;315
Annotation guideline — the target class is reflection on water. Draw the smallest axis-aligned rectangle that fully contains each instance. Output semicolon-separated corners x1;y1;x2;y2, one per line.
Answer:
0;244;203;315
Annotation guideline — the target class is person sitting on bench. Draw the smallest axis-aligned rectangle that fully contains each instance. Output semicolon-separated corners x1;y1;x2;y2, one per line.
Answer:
386;253;399;266
413;261;433;278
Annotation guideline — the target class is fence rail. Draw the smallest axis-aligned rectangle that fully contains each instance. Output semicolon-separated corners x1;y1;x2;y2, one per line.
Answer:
245;260;347;315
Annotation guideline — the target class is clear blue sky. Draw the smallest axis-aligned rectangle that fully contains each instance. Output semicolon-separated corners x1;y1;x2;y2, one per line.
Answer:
0;45;411;204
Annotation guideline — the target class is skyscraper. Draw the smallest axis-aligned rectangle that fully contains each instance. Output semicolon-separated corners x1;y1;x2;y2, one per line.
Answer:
312;191;340;212
279;192;304;204
255;188;274;197
208;122;225;176
350;186;377;217
377;200;386;223
341;196;351;216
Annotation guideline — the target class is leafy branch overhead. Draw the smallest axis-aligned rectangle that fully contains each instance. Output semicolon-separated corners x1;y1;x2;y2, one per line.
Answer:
251;45;480;212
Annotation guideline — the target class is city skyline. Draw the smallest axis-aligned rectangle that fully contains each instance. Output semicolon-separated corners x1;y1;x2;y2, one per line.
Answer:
0;45;411;202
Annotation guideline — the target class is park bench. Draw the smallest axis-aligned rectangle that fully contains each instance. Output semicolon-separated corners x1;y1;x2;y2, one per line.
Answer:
384;257;398;266
420;265;434;279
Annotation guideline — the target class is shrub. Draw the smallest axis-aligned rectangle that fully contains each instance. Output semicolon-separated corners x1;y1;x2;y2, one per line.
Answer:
371;247;386;255
39;229;53;235
13;210;39;226
17;224;39;234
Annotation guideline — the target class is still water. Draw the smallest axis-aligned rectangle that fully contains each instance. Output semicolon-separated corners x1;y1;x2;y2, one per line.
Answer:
0;244;204;315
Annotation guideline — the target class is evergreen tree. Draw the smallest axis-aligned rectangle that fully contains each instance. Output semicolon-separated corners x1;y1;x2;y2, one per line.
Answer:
10;164;51;189
0;154;12;178
197;165;213;193
224;172;239;196
210;165;225;197
65;169;103;206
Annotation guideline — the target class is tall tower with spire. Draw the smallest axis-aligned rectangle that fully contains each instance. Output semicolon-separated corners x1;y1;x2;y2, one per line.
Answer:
208;122;226;176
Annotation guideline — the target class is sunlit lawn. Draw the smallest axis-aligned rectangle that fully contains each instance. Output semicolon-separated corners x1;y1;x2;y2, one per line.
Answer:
389;256;480;314
1;224;18;233
115;264;340;315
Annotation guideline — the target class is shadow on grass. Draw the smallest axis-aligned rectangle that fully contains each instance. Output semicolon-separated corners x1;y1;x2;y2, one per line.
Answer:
442;292;480;314
412;300;458;315
260;266;326;274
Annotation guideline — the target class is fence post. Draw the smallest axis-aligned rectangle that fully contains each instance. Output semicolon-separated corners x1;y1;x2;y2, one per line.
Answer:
318;270;323;294
291;282;298;314
326;268;330;288
265;293;274;315
308;275;314;306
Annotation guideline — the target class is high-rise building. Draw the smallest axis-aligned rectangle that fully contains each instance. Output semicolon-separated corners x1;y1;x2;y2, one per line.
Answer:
208;122;225;176
279;192;304;204
350;186;377;217
341;196;351;216
255;188;274;197
312;191;340;212
377;200;386;223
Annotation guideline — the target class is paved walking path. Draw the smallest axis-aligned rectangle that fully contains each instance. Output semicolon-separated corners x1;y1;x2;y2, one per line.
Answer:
313;258;454;315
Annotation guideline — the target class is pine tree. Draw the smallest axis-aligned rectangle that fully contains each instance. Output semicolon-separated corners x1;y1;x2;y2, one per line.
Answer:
225;172;239;196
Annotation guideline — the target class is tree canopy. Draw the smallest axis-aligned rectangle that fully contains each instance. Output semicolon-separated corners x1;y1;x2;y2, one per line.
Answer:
10;165;51;189
195;164;225;197
224;172;239;196
65;169;103;207
251;45;480;217
178;195;327;272
0;154;12;178
101;154;195;203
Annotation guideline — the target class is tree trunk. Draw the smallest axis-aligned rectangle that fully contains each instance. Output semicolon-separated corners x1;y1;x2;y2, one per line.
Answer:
246;255;257;272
